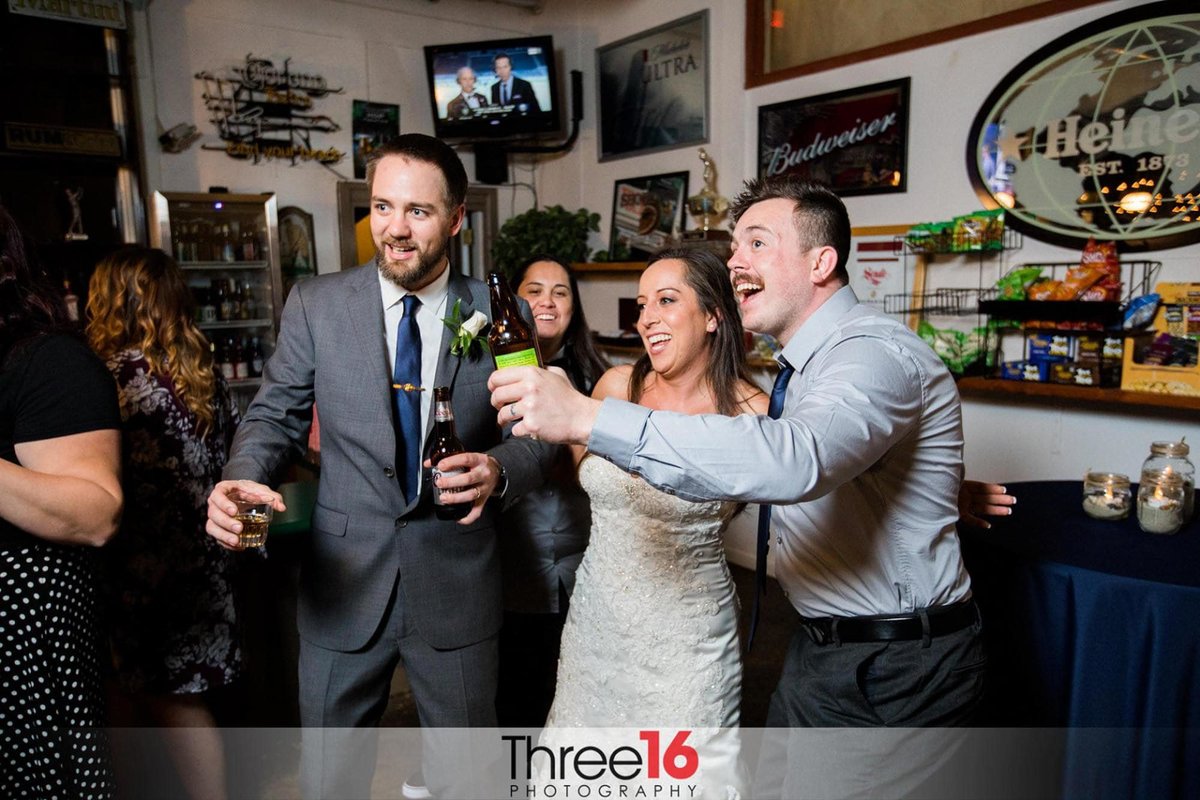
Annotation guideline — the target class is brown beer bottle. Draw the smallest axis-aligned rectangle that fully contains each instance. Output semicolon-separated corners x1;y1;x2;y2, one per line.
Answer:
430;386;470;520
486;271;542;369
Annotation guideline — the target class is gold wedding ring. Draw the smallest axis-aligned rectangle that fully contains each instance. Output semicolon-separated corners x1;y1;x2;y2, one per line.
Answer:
474;486;481;501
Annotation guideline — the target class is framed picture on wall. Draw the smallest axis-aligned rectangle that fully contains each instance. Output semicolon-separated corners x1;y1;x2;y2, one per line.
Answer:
279;206;317;297
608;171;690;260
596;11;708;161
757;77;910;197
351;100;400;180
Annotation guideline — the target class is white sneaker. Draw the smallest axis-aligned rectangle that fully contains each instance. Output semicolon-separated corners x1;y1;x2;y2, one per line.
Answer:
401;772;432;800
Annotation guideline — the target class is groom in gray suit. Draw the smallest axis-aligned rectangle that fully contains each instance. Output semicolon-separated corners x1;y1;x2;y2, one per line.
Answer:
206;134;548;798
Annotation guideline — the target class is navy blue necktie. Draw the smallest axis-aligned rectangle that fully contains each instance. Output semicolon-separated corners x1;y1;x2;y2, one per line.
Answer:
393;295;422;504
748;357;794;652
501;82;509;104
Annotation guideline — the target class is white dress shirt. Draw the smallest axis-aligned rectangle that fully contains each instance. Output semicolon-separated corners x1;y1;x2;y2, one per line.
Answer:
379;264;451;492
588;286;971;618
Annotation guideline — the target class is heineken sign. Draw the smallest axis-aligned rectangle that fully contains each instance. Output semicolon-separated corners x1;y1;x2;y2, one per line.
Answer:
968;1;1200;250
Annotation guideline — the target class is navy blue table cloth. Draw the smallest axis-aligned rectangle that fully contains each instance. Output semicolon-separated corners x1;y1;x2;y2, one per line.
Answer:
960;480;1200;800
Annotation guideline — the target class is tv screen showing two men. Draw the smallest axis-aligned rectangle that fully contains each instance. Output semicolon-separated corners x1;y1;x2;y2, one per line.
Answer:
430;45;553;124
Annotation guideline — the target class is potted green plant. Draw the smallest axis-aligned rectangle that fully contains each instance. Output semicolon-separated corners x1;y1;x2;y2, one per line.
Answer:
490;205;601;279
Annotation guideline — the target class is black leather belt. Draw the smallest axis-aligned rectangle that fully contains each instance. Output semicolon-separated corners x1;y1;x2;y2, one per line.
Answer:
799;600;979;646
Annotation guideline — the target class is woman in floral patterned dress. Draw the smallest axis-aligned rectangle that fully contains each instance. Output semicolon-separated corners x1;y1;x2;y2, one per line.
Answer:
87;247;241;800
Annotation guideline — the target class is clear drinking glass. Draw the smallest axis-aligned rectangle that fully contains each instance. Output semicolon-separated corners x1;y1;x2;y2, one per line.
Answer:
230;489;273;548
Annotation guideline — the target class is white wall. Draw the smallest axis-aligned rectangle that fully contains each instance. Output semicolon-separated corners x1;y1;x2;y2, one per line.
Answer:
133;0;1198;502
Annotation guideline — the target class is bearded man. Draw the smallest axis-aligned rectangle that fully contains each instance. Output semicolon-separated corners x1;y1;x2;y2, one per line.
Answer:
206;134;550;799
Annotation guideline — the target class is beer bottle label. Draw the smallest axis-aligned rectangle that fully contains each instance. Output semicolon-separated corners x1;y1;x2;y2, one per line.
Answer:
494;347;540;369
432;467;468;506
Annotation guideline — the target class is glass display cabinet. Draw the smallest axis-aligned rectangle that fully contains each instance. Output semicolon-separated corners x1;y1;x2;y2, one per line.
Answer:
150;191;283;412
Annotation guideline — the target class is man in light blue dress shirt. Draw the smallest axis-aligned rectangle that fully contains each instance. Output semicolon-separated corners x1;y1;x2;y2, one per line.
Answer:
491;177;986;796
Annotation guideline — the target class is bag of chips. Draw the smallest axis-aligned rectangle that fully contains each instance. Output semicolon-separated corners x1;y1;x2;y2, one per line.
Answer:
994;266;1044;300
1051;265;1107;300
1122;293;1160;330
1027;279;1062;301
952;209;1005;252
1079;237;1122;300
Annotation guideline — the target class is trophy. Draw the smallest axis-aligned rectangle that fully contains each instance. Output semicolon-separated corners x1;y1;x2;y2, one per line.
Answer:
683;148;730;244
64;187;88;241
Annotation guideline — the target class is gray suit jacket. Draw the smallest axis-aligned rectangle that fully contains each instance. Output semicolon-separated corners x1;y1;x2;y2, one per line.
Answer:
224;264;549;651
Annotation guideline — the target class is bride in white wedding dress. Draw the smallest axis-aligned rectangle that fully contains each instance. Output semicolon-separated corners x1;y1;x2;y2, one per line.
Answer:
536;249;768;799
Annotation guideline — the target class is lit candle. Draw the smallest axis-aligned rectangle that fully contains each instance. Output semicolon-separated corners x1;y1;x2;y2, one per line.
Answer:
1137;470;1185;535
1082;472;1131;520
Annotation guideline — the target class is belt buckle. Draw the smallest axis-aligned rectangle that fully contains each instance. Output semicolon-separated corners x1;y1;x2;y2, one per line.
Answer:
802;619;832;646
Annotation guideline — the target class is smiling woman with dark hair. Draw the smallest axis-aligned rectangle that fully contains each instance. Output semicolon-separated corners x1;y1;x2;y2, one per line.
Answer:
0;205;122;799
533;247;767;797
496;254;609;727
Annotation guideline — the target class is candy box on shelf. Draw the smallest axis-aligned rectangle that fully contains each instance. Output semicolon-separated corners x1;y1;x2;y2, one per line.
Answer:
1074;335;1123;386
1001;360;1049;382
1048;361;1120;388
1120;283;1200;397
1026;332;1072;362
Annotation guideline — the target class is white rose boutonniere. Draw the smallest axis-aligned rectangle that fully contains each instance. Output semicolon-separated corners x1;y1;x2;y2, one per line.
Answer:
442;299;490;358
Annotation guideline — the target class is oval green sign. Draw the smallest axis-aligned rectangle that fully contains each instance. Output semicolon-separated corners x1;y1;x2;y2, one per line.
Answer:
968;1;1200;250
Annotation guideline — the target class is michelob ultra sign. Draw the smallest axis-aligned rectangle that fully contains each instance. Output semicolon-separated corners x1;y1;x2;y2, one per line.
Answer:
968;1;1200;250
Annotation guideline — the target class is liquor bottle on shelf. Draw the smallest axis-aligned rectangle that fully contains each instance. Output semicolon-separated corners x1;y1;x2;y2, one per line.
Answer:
215;337;234;381
486;271;542;369
187;221;201;262
240;280;256;320
199;284;217;323
232;336;250;380
249;336;264;377
213;278;230;321
240;225;258;261
185;222;199;262
62;279;79;322
220;224;237;263
173;225;189;263
230;278;244;320
429;386;470;520
196;220;214;262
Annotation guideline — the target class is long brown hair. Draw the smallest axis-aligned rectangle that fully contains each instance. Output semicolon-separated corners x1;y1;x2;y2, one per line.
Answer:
86;247;218;435
628;247;758;416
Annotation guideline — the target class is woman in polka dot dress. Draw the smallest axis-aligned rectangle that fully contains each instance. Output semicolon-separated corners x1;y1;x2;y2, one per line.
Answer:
87;248;242;800
0;205;122;799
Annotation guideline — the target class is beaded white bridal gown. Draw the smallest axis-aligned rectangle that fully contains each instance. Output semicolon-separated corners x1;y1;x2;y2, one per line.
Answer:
537;455;746;799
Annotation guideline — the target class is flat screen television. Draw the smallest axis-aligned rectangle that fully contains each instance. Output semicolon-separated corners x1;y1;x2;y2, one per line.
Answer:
424;35;560;142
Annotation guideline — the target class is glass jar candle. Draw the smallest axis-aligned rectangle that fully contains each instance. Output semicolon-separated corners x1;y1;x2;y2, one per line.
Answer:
1137;470;1186;535
1141;440;1194;521
1082;472;1132;520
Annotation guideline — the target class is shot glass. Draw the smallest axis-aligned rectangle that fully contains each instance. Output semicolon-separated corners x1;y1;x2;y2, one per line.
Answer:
230;489;273;548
